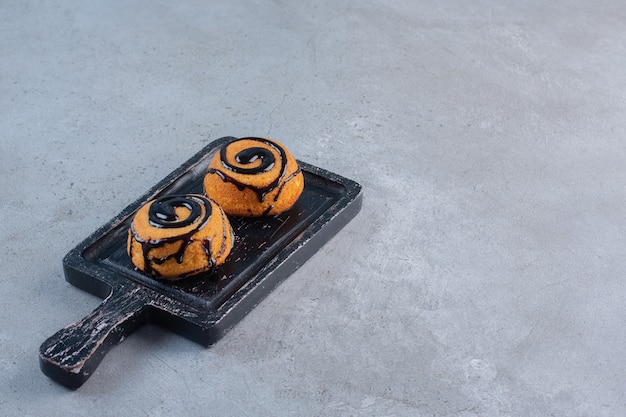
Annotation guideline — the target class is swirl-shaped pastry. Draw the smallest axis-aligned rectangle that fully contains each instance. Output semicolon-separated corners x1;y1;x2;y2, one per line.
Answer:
203;137;304;216
127;194;234;278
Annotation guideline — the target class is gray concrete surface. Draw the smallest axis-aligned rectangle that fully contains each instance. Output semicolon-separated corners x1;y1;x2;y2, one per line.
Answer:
1;0;625;415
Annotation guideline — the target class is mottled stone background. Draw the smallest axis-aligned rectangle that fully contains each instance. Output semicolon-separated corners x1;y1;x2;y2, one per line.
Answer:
1;1;624;416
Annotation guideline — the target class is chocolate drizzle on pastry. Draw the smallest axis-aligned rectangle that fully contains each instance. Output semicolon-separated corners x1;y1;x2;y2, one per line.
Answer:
231;146;276;174
204;136;305;217
148;195;207;229
208;137;297;203
127;194;233;278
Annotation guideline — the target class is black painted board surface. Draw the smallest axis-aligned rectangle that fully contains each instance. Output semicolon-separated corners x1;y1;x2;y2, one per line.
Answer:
39;137;362;389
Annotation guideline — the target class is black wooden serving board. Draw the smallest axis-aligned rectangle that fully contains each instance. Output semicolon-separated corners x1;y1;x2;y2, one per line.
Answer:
39;136;362;389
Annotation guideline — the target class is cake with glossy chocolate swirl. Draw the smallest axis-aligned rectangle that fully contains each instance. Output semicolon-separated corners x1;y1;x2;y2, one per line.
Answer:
127;194;234;278
203;137;304;216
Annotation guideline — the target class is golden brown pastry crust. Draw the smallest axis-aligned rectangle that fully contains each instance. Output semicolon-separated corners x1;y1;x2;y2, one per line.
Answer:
127;194;233;278
203;137;304;216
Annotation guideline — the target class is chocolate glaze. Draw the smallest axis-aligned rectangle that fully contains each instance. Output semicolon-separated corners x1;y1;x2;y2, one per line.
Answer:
129;195;215;277
148;195;205;228
214;204;234;260
232;147;275;174
207;137;298;203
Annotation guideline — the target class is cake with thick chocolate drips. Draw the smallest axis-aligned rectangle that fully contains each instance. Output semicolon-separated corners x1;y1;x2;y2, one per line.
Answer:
203;137;304;216
127;194;233;278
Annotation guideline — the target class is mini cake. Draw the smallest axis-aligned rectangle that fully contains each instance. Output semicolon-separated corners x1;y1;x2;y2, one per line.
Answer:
127;194;234;278
203;137;304;216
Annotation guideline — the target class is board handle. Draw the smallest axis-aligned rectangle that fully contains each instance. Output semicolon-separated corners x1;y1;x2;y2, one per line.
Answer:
39;284;149;389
